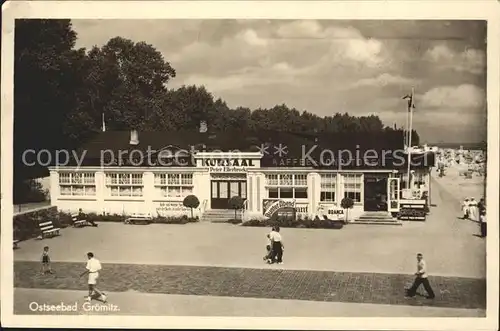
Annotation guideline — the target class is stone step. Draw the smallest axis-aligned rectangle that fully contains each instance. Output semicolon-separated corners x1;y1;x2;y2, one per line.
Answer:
351;220;402;225
357;215;394;220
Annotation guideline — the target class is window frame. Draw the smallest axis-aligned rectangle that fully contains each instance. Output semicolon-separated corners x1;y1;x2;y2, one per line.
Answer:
342;173;363;203
320;173;337;202
154;173;194;198
105;172;144;197
265;173;308;199
59;172;96;196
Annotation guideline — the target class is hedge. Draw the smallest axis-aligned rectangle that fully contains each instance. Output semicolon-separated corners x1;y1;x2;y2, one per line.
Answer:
241;215;344;229
13;208;200;241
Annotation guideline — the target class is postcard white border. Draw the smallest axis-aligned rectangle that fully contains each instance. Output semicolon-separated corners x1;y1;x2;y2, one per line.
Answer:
2;1;499;330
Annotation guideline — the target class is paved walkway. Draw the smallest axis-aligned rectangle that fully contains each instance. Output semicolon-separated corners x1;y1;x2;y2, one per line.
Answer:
14;180;486;278
14;288;485;317
12;175;486;316
14;262;485;310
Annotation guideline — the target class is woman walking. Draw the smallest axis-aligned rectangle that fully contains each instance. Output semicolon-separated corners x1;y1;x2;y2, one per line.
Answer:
269;226;284;264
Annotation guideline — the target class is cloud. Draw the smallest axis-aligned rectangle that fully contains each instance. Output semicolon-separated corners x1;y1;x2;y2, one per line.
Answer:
424;44;485;74
419;84;485;109
349;73;418;89
275;21;385;68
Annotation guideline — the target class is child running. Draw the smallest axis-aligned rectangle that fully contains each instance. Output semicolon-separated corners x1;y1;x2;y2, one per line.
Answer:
40;246;53;274
263;233;273;263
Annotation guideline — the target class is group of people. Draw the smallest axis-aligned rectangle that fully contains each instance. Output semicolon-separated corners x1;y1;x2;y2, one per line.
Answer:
461;197;487;237
263;226;284;264
40;247;107;303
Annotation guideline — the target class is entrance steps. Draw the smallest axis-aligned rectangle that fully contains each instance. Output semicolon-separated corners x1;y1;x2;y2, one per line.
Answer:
352;211;402;226
202;209;241;223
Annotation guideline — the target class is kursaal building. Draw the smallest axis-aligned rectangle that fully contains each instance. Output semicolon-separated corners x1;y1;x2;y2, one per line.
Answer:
48;127;435;222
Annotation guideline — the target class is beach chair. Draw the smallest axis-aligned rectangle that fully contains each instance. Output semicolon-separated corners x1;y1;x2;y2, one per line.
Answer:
72;213;90;227
39;219;60;238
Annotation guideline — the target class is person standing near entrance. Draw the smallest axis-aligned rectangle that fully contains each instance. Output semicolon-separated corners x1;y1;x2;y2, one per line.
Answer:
269;226;284;264
405;253;435;299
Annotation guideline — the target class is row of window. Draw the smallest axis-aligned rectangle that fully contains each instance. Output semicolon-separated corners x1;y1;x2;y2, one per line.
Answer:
58;172;363;202
60;173;194;198
265;173;362;202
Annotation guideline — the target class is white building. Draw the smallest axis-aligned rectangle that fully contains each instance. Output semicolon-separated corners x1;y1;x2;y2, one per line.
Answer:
49;130;435;221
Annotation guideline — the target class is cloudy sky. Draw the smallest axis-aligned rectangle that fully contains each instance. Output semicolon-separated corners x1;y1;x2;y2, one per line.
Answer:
72;19;487;143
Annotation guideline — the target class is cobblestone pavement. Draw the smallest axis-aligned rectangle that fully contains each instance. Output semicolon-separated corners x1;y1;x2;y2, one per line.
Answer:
15;262;485;310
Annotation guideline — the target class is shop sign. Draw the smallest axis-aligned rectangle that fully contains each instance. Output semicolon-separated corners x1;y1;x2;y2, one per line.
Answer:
156;202;190;216
204;158;256;173
263;199;296;218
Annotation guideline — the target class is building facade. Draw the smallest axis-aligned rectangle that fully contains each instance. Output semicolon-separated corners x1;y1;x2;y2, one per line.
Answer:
49;130;434;221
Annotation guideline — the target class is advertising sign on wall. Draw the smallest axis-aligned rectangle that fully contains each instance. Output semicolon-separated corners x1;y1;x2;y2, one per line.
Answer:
262;199;296;218
156;201;190;216
204;158;256;173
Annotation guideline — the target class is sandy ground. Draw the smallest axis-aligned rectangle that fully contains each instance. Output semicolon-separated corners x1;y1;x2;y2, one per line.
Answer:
431;166;485;203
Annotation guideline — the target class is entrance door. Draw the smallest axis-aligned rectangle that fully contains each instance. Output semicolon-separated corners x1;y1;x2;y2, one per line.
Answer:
211;180;247;209
387;177;401;213
363;175;388;211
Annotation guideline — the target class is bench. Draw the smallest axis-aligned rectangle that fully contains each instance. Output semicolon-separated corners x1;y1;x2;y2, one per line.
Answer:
39;220;60;238
72;213;90;228
124;213;153;225
13;240;19;249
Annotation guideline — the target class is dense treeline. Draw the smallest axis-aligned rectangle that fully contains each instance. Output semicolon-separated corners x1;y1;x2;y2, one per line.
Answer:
13;19;418;202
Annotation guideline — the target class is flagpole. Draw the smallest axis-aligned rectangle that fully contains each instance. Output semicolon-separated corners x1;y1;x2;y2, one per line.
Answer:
404;105;409;148
406;87;414;191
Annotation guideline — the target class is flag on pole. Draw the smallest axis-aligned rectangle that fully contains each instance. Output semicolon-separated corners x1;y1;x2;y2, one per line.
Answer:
102;113;106;132
402;93;416;111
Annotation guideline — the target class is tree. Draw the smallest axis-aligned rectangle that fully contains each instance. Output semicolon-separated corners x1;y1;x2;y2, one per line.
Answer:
14;19;87;196
340;197;354;223
228;196;245;220
183;195;200;219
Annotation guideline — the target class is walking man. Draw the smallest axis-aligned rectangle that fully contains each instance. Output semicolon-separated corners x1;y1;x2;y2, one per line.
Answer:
269;226;284;264
405;253;435;299
480;212;487;238
80;252;107;302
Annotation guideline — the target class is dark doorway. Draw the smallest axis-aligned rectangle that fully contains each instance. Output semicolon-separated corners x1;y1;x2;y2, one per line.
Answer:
210;180;247;209
363;175;388;211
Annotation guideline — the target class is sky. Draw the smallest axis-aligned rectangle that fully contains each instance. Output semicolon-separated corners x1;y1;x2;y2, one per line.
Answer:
71;19;487;143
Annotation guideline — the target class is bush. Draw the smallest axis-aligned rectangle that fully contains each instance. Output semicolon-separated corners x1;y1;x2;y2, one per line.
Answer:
241;215;344;229
228;196;245;220
340;197;354;223
13;179;48;204
183;195;200;219
152;215;199;224
227;218;243;224
13;206;70;241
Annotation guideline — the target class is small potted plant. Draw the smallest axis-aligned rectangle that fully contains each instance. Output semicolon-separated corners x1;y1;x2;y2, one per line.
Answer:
183;195;200;220
340;196;354;224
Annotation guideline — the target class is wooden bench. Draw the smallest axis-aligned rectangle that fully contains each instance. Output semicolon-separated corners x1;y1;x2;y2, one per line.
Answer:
39;220;60;238
124;213;153;225
72;213;90;228
13;240;19;249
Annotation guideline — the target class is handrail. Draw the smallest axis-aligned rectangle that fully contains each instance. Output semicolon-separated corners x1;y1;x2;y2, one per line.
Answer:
201;199;208;213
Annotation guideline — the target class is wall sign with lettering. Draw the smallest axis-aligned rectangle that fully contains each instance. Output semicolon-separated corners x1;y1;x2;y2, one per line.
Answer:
204;158;256;173
156;202;190;216
262;199;296;218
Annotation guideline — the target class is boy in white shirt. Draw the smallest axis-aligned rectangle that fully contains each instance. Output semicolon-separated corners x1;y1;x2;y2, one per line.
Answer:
80;252;107;302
